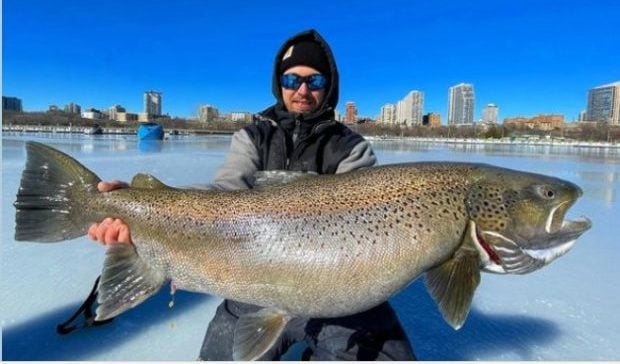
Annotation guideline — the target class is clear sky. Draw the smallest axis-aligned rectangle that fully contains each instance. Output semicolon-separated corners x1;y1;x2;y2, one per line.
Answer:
3;0;619;122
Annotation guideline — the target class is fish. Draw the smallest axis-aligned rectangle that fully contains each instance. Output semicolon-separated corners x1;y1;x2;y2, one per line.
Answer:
14;141;591;360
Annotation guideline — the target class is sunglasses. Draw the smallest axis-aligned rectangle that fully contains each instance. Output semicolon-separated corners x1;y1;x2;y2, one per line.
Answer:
280;73;327;91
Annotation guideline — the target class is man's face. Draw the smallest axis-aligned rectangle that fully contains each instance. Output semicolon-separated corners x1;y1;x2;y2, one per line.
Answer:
281;65;326;114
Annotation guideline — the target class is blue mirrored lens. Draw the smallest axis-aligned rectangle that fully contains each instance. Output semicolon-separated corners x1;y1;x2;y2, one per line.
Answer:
306;74;327;90
280;74;327;91
280;74;300;89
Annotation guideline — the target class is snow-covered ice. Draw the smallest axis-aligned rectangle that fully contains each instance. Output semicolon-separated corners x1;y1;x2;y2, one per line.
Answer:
2;133;619;360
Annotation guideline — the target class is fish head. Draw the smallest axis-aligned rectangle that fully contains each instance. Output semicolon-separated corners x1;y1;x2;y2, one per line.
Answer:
466;165;592;275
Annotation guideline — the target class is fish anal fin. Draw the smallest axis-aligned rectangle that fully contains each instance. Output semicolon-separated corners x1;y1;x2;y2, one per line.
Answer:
130;173;169;189
96;243;166;321
232;307;291;361
425;234;481;330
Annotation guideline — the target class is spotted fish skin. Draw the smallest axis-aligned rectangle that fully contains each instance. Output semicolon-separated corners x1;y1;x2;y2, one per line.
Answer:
96;164;473;317
14;142;591;360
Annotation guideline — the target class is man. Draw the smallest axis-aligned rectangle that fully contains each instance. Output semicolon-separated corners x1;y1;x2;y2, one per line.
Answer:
88;29;415;360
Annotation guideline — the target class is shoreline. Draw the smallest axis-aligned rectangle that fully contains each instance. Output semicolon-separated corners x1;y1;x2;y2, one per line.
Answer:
365;135;620;149
3;125;619;149
1;124;235;136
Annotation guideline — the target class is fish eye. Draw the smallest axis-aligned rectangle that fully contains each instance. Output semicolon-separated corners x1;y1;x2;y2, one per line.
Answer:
537;186;555;200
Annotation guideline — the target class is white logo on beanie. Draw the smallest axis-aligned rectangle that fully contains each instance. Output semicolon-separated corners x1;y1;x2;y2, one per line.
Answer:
282;45;294;61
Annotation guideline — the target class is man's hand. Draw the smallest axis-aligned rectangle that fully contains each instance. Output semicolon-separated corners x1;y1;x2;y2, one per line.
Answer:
87;180;133;246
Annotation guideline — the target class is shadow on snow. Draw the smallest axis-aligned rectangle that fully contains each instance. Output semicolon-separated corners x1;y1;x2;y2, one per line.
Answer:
3;289;213;360
3;279;560;361
391;279;561;360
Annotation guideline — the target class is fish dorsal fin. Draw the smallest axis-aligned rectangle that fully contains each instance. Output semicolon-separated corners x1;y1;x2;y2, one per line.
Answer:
253;170;317;188
425;222;481;329
95;243;166;321
232;307;291;361
131;173;169;189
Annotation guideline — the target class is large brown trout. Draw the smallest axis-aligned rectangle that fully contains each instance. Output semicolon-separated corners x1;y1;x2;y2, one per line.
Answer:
14;141;591;360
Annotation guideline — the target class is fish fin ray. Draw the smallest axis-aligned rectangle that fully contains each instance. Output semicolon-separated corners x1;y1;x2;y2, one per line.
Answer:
130;173;169;189
232;307;291;361
425;241;480;330
96;243;166;321
14;141;101;242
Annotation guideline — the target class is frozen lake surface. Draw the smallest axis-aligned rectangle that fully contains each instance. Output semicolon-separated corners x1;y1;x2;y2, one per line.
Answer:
2;133;620;360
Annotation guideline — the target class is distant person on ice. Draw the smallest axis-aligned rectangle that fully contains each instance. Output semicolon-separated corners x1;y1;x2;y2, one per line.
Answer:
87;29;416;360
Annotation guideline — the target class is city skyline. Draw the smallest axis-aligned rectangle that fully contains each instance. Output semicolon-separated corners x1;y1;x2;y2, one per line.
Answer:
5;79;620;126
3;0;619;122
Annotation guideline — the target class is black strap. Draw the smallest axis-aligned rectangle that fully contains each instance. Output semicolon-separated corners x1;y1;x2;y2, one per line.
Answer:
57;275;114;335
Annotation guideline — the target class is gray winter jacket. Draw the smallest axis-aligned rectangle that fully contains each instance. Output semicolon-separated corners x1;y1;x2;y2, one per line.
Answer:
212;128;376;190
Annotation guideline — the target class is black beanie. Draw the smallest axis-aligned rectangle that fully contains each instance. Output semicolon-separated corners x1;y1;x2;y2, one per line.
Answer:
279;40;330;77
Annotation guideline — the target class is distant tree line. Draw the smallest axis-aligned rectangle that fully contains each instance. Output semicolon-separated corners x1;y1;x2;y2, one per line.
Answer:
351;121;620;142
1;111;252;132
3;111;619;142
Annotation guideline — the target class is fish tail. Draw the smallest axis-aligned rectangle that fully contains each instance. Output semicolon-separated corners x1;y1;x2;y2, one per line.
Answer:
14;141;102;242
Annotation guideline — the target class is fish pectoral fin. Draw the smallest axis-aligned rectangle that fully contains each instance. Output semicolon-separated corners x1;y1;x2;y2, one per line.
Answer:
130;173;170;189
232;307;291;361
95;243;166;321
425;244;481;330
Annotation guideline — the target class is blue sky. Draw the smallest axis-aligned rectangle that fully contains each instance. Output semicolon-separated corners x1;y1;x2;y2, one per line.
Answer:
3;0;619;122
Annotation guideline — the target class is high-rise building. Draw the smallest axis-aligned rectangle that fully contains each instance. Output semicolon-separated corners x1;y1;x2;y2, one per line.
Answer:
64;102;82;115
108;104;126;121
3;96;23;112
482;103;499;124
199;105;219;122
380;103;396;125
345;101;357;123
448;83;475;125
144;91;162;117
586;81;620;125
395;91;424;126
395;100;405;125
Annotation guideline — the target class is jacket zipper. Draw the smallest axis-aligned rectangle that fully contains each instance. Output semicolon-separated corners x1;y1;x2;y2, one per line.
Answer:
288;119;337;170
286;118;301;169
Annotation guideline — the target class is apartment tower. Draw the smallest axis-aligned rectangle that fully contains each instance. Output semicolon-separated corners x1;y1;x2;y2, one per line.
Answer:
482;103;499;124
396;91;424;126
380;104;396;125
448;83;475;125
586;81;620;125
2;96;23;112
144;91;163;117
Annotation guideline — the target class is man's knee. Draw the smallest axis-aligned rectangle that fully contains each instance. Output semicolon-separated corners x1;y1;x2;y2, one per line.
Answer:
307;325;416;361
304;303;416;361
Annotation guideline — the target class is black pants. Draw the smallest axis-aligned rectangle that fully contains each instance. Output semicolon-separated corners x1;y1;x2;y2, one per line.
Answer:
198;300;416;361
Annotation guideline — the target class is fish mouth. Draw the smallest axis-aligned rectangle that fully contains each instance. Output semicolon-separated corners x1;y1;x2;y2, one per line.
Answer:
545;200;569;234
471;217;592;274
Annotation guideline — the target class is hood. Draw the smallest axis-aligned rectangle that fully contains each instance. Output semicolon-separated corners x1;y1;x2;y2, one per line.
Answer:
268;29;339;120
